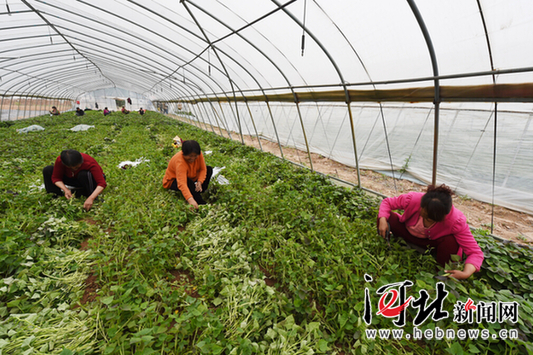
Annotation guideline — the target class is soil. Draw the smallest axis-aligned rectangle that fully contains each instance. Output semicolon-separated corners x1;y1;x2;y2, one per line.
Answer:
80;237;92;251
258;265;278;287
172;115;533;244
79;274;100;304
169;269;200;298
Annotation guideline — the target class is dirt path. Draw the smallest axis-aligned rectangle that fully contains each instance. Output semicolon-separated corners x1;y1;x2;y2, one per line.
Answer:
172;115;533;244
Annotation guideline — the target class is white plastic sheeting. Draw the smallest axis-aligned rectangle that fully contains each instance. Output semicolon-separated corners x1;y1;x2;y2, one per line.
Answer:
193;100;533;214
69;124;95;131
16;124;45;133
4;1;533;99
2;0;533;213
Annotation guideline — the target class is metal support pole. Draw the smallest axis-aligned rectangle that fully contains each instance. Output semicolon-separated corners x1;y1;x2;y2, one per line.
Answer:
0;95;6;121
209;101;228;138
490;103;498;234
266;101;284;159
295;101;314;171
22;95;29;119
346;104;361;188
218;101;234;140
245;101;263;151
8;96;14;121
406;0;440;186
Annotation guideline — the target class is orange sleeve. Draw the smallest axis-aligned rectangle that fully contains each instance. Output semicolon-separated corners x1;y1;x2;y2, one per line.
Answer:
175;157;193;201
196;153;207;184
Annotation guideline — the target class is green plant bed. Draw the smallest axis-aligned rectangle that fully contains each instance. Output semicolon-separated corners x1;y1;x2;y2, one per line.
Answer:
0;111;532;354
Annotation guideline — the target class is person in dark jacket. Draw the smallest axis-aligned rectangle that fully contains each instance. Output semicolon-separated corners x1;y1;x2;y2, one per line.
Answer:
43;149;106;211
49;106;60;116
75;107;85;116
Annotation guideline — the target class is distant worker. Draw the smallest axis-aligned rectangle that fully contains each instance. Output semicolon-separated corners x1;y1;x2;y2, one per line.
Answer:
42;149;106;211
162;140;213;209
103;107;111;116
121;106;130;114
139;107;145;115
377;184;484;280
49;106;60;116
75;107;85;116
95;102;99;109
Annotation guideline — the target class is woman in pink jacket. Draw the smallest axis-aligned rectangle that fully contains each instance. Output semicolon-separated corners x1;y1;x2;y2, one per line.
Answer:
377;185;484;280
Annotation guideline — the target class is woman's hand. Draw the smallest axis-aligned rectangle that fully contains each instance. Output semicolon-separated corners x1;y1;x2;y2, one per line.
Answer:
187;197;199;209
84;197;94;211
378;217;389;239
446;263;476;280
194;181;202;192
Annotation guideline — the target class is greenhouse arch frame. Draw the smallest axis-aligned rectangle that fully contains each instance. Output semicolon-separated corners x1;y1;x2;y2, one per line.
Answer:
2;0;533;215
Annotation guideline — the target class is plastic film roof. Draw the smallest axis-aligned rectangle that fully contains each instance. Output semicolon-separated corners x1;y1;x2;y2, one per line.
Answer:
2;0;533;215
3;0;533;101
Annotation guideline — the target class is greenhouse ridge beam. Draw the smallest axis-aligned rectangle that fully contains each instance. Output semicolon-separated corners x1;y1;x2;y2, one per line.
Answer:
174;83;533;104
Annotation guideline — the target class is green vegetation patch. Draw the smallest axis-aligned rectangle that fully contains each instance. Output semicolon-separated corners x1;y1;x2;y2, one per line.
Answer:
0;111;532;354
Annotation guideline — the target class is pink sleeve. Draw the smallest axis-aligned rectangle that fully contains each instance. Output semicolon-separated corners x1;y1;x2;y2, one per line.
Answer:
378;193;413;220
453;218;484;272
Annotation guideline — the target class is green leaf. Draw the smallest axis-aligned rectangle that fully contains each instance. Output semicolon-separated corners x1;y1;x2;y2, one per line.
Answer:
129;337;142;345
306;322;320;333
338;313;348;328
468;344;481;354
446;342;463;355
60;349;73;355
318;339;329;352
141;335;154;343
212;297;223;306
21;335;36;348
146;287;155;297
211;344;224;355
102;296;114;305
493;274;505;284
136;328;153;336
6;299;20;308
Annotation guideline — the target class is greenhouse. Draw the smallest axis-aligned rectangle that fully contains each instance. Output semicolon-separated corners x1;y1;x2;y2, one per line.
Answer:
1;1;533;354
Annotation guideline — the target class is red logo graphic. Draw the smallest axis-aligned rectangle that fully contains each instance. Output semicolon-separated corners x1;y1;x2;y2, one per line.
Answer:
377;289;414;318
464;298;477;312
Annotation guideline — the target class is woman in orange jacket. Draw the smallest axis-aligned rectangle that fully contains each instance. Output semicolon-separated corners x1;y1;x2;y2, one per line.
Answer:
162;140;213;209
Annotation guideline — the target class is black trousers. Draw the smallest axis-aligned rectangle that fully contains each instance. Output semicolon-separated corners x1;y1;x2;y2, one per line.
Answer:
169;166;213;205
43;165;100;197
